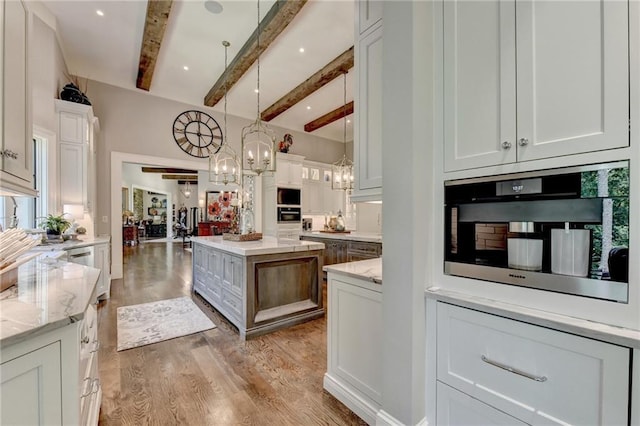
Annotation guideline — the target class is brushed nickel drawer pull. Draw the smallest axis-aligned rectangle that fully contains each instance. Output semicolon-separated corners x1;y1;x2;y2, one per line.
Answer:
481;355;547;382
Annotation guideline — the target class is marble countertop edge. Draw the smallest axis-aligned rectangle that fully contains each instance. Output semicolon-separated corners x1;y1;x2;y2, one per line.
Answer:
425;287;640;349
300;231;382;243
324;258;382;284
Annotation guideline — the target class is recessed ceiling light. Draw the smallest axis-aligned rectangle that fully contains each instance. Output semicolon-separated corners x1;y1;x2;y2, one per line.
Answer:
254;89;259;93
96;10;104;16
183;66;189;71
204;0;223;14
299;47;305;53
347;119;351;123
306;106;311;110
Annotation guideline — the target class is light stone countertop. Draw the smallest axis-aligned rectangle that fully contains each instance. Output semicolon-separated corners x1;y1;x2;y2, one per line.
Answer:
191;235;324;256
29;235;111;252
426;287;640;349
300;231;382;243
0;256;100;348
324;258;382;284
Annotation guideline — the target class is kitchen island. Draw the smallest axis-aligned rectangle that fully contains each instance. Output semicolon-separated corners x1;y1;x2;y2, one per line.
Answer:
323;258;382;425
191;236;325;339
0;255;102;425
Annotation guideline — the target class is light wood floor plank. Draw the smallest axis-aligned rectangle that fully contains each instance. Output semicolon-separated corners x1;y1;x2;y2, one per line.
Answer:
97;242;365;425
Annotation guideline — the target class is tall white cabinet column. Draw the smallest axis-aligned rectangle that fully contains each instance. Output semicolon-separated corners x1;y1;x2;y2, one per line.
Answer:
55;100;99;234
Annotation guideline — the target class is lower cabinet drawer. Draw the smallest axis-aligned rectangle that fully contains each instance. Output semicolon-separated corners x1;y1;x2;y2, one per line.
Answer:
437;381;526;426
436;303;630;425
222;289;243;321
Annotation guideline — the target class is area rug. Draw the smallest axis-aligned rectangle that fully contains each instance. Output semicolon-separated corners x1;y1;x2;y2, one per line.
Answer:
117;296;215;351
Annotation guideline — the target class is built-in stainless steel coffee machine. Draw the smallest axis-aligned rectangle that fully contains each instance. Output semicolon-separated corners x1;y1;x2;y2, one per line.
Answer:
444;161;630;303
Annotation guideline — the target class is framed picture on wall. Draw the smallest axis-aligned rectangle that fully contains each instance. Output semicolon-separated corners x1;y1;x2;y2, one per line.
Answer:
206;191;238;222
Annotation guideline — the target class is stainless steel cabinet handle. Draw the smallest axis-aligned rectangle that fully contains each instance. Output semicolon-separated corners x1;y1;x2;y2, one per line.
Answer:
518;137;529;146
481;355;547;382
0;149;18;159
70;252;91;258
501;141;512;149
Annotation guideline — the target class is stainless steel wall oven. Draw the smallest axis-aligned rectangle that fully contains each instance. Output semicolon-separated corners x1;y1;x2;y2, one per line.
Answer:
444;161;630;303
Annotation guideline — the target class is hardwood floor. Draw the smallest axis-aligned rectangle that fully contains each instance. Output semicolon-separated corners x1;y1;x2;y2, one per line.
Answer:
98;242;365;425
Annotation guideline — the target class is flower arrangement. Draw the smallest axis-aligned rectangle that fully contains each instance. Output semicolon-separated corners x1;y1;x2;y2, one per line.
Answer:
278;133;293;153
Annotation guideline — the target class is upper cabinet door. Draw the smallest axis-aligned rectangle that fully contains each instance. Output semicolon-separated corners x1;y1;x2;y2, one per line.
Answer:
356;24;383;191
2;0;32;183
516;0;629;162
443;0;517;172
358;0;382;35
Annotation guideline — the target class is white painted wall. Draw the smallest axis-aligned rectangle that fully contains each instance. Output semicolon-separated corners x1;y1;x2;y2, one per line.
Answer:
88;80;347;237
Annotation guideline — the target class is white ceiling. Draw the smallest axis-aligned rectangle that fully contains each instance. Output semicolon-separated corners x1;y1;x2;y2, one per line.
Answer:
43;0;355;142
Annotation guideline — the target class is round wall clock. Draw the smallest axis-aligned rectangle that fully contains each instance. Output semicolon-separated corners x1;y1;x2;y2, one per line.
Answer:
172;110;223;158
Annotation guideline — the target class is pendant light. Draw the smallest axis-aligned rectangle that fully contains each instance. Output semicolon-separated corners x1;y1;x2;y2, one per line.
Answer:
331;72;354;192
209;40;241;186
180;181;192;199
240;0;276;176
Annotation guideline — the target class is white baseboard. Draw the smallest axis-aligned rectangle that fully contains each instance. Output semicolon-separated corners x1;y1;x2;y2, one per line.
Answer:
323;373;380;425
377;409;428;426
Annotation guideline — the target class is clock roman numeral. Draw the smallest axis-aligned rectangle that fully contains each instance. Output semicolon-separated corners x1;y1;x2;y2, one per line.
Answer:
174;127;185;134
195;112;201;122
185;111;194;122
176;136;188;146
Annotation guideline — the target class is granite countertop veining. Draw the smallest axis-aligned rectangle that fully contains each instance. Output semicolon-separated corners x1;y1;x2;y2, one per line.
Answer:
323;258;382;284
426;287;640;349
0;256;100;348
300;231;382;243
191;236;324;256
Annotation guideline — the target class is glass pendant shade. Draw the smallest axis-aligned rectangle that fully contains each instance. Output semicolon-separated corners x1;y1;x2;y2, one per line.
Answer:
331;155;354;192
209;144;241;186
241;120;277;176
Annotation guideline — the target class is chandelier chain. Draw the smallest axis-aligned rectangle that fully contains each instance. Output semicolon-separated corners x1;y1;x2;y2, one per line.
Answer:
223;41;229;144
256;0;261;118
343;72;347;153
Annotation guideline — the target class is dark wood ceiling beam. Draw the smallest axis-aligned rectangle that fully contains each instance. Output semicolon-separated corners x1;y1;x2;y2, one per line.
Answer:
141;167;198;174
304;101;353;133
177;180;198;185
136;0;174;91
203;0;308;107
262;46;354;122
162;174;198;180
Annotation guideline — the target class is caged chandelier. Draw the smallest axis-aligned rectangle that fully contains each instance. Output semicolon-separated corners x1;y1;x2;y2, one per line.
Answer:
331;72;354;192
240;0;277;176
209;40;241;186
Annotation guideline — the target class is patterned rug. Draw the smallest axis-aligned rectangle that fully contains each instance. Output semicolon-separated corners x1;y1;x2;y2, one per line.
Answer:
117;296;216;351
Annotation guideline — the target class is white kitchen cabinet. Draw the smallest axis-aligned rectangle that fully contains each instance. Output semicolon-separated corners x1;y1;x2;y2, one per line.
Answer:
352;9;382;202
324;272;382;425
436;382;526;426
302;161;345;215
0;303;101;426
0;0;35;196
93;242;111;300
357;0;382;35
275;152;303;188
443;0;629;172
436;302;630;425
1;342;63;425
55;100;98;212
